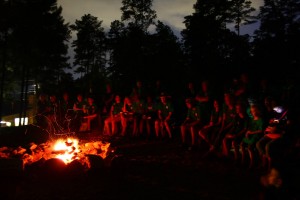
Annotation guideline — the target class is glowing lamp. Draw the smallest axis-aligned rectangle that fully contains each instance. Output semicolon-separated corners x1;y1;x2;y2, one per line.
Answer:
14;117;28;126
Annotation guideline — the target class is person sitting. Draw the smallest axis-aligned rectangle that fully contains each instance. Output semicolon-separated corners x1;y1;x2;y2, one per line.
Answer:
199;99;223;151
155;92;175;140
240;104;265;169
81;96;98;132
210;92;236;153
58;91;74;130
72;93;87;132
140;95;158;139
180;98;205;150
256;104;289;170
222;102;249;161
103;95;123;136
131;94;146;137
120;96;135;136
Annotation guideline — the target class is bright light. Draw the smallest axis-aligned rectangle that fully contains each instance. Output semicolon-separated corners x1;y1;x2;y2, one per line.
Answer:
53;138;80;164
1;121;12;127
273;106;284;114
14;117;28;126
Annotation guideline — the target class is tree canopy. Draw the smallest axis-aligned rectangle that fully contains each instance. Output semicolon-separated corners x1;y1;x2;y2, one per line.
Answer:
1;0;300;120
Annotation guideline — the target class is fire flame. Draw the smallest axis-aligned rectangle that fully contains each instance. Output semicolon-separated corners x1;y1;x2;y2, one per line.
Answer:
0;137;111;168
53;138;80;164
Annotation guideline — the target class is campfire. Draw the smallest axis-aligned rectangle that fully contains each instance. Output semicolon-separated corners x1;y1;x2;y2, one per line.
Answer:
0;137;112;170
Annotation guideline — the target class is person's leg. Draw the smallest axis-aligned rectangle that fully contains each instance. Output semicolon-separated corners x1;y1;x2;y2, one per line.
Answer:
199;128;208;143
213;129;224;152
222;136;230;156
132;117;138;137
248;145;255;169
190;126;198;147
265;139;280;170
139;118;144;136
154;120;160;138
256;136;270;169
164;121;172;139
181;124;187;144
232;140;239;162
85;117;92;131
111;118;118;135
240;142;246;165
121;116;127;136
104;118;111;135
146;119;152;138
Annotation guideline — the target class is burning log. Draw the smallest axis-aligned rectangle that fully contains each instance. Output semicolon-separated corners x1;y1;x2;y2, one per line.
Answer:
0;136;112;173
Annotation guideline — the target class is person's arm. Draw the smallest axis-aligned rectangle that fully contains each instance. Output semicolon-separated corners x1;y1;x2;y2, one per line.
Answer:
245;129;263;138
165;111;172;121
195;95;209;103
190;118;201;126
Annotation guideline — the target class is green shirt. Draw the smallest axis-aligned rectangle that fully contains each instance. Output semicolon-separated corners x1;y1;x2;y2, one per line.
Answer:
157;101;174;118
111;102;123;116
186;106;201;121
243;117;264;144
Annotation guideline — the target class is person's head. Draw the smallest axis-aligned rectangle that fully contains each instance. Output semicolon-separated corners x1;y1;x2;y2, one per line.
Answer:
124;96;132;105
63;92;69;101
201;80;209;91
250;104;261;118
224;92;235;106
235;103;246;115
213;99;221;110
49;94;57;102
185;98;194;109
39;93;47;102
160;92;168;103
87;96;94;105
115;95;121;103
77;94;83;102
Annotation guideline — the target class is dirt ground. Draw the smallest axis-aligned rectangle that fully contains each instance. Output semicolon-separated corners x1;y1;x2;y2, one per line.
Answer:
1;128;300;200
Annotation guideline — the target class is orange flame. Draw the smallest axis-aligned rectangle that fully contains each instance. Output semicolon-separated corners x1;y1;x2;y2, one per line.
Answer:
0;137;111;168
53;138;80;164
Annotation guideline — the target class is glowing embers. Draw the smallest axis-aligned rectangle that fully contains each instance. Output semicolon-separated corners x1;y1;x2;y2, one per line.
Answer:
0;137;111;169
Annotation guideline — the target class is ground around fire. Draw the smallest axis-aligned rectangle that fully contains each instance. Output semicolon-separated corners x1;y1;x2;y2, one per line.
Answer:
0;126;300;200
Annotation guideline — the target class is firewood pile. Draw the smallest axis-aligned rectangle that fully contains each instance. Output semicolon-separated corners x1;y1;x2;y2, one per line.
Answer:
0;137;112;174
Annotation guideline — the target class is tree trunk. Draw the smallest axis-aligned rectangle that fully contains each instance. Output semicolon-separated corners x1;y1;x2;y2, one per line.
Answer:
18;64;26;126
0;33;7;131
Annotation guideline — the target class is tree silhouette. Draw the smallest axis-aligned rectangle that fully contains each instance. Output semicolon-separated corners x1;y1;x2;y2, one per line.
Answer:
70;14;107;77
182;0;238;80
106;0;158;89
151;21;184;84
252;0;300;76
0;0;70;123
227;0;256;36
121;0;157;32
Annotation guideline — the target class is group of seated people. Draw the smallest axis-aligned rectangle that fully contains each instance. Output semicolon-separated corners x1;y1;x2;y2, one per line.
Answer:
35;74;299;170
103;92;175;140
188;93;293;171
36;92;99;133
